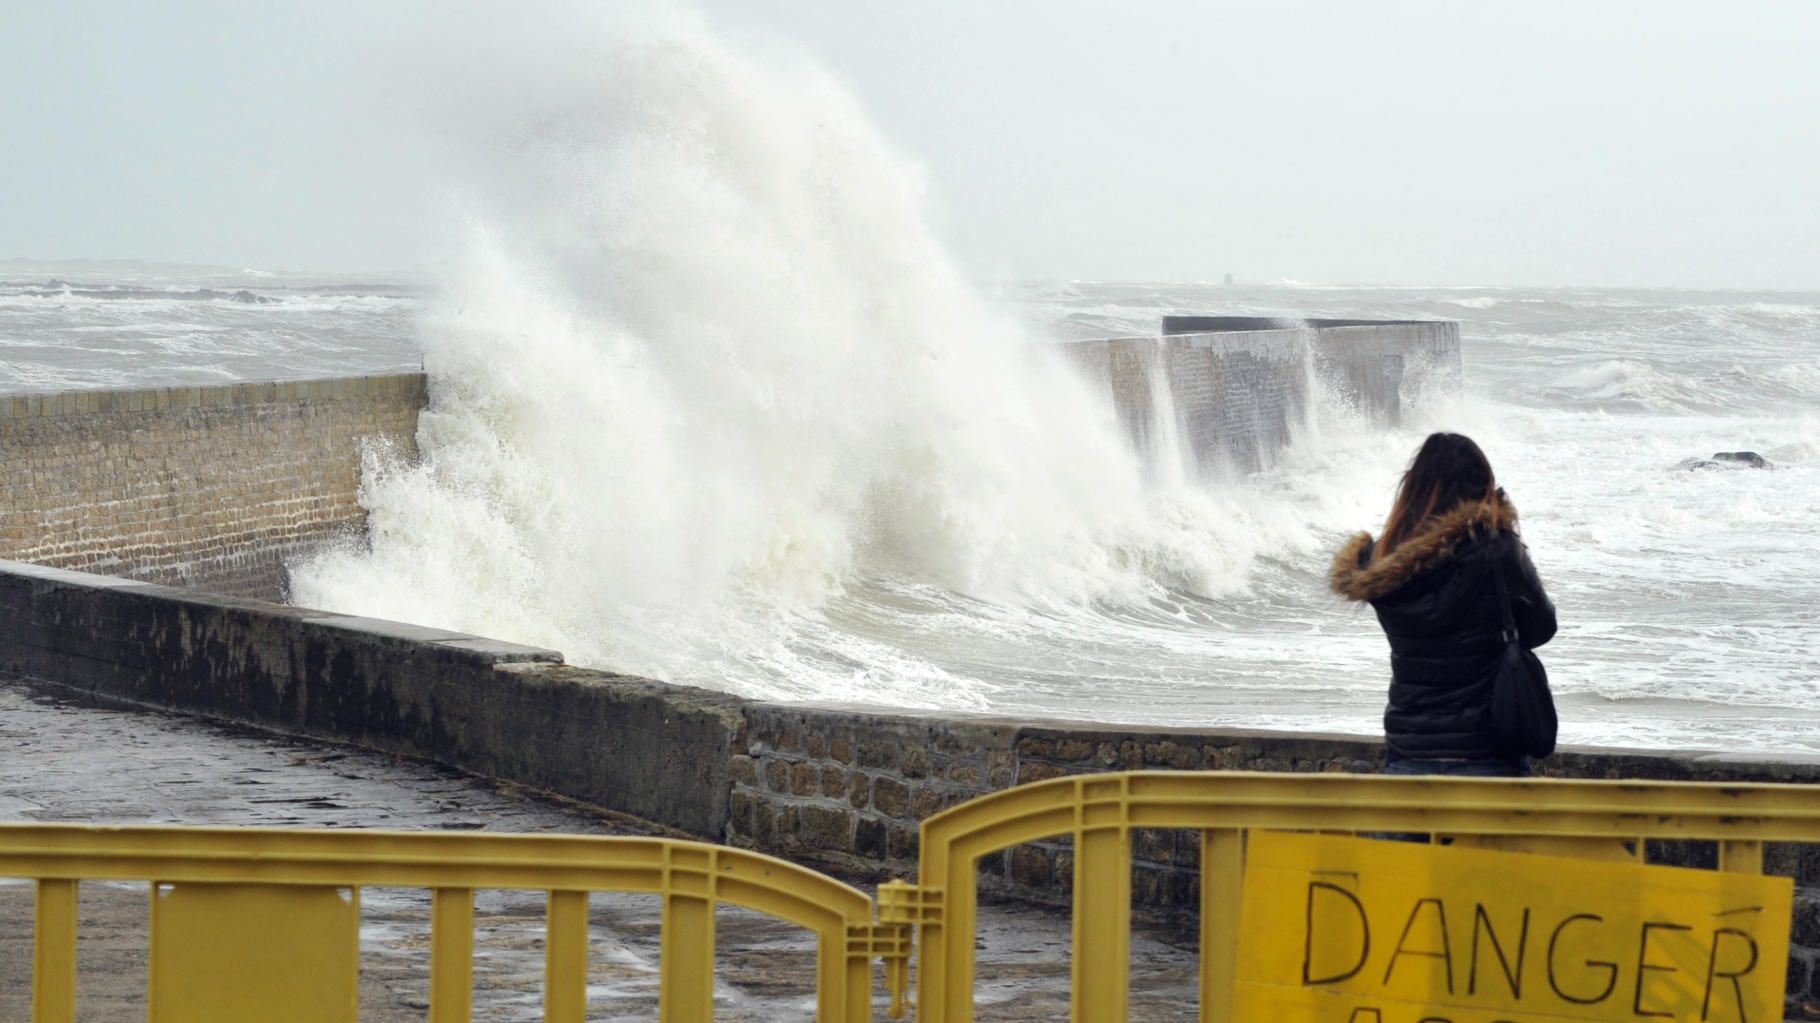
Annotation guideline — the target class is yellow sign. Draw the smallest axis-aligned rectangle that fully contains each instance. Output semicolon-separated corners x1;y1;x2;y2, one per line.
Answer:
1236;832;1792;1023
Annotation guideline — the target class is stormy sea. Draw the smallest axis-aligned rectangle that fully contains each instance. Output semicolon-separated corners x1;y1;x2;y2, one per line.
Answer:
6;260;1816;755
3;11;1814;757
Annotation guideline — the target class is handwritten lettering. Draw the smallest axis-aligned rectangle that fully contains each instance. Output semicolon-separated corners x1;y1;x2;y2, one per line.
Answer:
1701;928;1760;1023
1384;899;1455;994
1238;834;1792;1023
1470;904;1529;999
1546;914;1618;1005
1632;921;1691;1018
1304;882;1370;985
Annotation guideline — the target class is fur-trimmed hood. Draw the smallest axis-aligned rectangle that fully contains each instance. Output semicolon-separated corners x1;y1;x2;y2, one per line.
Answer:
1330;489;1518;602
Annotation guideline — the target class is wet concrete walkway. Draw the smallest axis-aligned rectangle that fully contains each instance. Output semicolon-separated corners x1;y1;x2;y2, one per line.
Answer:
0;679;1199;1020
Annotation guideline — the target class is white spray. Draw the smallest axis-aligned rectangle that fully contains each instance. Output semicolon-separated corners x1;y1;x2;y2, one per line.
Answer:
291;3;1251;700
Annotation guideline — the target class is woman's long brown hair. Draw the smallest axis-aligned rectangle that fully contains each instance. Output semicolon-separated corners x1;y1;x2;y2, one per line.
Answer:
1376;432;1496;558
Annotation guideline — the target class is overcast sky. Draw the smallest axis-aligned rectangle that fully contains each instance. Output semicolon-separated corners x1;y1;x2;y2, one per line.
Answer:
4;1;1816;288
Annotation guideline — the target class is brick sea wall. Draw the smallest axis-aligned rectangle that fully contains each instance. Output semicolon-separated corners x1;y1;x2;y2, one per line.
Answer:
2;559;1817;1014
0;376;426;600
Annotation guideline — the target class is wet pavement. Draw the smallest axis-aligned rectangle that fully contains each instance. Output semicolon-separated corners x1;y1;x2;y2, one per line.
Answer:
0;678;1200;1020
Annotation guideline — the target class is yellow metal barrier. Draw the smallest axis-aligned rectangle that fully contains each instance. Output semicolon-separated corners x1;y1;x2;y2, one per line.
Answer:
9;772;1818;1021
888;770;1820;1023
0;825;897;1023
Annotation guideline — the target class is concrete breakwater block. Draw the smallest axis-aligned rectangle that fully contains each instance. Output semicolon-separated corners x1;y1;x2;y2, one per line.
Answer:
1063;317;1462;477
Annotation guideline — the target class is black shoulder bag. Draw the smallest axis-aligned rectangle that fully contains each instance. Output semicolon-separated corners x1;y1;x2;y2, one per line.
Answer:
1487;543;1558;758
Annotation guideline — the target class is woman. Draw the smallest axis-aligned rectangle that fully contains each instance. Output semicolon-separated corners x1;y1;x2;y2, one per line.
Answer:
1329;432;1557;777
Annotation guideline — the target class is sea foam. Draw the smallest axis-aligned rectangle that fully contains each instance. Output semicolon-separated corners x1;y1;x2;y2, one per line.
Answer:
288;3;1255;697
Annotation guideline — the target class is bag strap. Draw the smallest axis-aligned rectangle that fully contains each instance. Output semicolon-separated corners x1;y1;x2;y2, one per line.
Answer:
1488;534;1518;644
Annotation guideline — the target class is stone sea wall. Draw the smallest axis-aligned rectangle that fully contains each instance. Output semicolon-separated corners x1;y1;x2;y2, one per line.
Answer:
0;375;426;600
2;558;1816;1011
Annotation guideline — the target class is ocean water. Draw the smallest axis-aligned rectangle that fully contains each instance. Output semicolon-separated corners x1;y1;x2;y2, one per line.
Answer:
7;9;1817;755
6;265;1818;754
1006;282;1820;754
0;260;420;391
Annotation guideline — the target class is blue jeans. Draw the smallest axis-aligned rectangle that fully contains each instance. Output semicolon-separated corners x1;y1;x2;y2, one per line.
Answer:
1376;755;1528;841
1385;755;1528;778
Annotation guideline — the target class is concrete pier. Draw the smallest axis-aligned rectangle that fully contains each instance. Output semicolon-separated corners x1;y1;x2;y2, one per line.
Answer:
1064;317;1461;475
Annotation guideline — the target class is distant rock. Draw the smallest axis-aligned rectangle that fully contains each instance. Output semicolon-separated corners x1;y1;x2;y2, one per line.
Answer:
1713;451;1770;469
228;289;275;304
1675;450;1773;471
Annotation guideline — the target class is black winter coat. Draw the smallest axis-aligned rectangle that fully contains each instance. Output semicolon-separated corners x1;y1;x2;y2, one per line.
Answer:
1329;490;1557;761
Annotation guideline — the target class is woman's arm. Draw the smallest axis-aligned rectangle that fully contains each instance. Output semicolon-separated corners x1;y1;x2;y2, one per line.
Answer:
1509;536;1558;649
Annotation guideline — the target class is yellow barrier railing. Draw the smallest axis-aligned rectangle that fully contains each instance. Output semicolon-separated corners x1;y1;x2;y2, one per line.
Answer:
8;772;1819;1022
884;771;1820;1023
1;825;900;1023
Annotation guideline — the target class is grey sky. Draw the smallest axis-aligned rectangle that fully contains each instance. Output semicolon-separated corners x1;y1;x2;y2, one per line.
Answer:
4;1;1816;287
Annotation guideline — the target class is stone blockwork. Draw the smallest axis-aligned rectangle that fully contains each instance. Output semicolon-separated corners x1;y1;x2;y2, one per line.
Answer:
1796;942;1817;1013
727;710;1383;914
0;376;426;600
720;705;1820;911
1064;320;1462;476
724;704;1820;1018
993;729;1381;912
1795;892;1820;1008
726;707;1018;879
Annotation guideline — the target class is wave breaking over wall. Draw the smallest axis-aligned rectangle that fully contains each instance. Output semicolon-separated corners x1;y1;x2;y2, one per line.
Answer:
288;5;1251;696
288;5;1462;709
